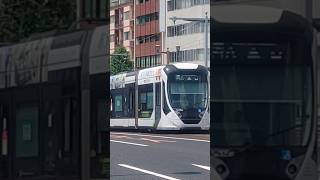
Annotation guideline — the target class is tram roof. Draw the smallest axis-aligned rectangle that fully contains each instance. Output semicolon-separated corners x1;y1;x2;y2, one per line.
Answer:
110;63;207;78
212;5;313;40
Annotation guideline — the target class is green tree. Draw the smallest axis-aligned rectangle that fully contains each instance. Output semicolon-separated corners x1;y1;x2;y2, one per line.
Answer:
111;46;133;75
0;0;76;42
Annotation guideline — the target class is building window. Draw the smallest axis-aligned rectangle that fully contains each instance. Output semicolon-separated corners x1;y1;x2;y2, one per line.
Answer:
124;11;130;20
136;34;160;45
169;48;206;62
151;56;155;66
146;56;151;67
110;35;115;42
124;32;130;40
136;57;141;68
168;0;209;11
136;12;159;25
141;57;145;68
110;15;115;23
168;0;173;11
167;22;204;37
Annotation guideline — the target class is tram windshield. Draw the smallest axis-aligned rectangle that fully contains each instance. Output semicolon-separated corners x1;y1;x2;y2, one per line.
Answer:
168;72;208;111
212;42;313;147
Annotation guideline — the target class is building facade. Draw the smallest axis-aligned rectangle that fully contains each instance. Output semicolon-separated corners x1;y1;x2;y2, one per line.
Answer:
134;0;162;69
165;0;210;66
110;0;135;62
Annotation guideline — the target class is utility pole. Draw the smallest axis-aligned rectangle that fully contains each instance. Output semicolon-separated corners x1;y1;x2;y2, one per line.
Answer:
204;12;209;68
170;12;209;67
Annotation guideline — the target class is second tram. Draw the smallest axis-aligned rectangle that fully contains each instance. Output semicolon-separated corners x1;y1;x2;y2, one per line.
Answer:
211;5;319;180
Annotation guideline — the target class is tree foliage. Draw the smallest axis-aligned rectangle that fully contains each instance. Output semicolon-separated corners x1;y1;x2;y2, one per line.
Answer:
111;46;133;75
0;0;76;42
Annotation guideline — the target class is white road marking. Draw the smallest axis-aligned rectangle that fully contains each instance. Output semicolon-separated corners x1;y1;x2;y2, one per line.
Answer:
192;164;210;171
111;132;210;143
140;138;176;143
140;138;162;143
110;140;149;147
118;164;181;180
111;135;135;140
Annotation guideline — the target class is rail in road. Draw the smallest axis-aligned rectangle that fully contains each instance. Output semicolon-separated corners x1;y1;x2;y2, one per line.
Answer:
110;132;210;180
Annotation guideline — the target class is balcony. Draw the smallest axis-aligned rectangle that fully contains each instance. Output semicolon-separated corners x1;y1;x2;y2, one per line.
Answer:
135;20;159;37
130;19;134;27
130;40;134;48
135;0;158;17
135;41;159;57
110;0;133;8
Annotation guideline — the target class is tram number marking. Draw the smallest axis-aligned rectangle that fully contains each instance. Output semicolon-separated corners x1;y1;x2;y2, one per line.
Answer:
213;150;235;157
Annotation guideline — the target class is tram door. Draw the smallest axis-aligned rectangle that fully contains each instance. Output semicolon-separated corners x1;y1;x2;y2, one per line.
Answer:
15;104;40;176
60;97;80;176
14;87;41;177
154;83;161;127
43;84;80;177
43;68;81;177
0;103;8;178
42;85;61;175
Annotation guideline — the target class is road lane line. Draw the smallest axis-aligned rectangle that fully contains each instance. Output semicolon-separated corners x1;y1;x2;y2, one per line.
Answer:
110;140;149;147
192;164;210;171
111;135;136;140
118;164;181;180
140;138;176;143
140;138;161;143
111;132;210;142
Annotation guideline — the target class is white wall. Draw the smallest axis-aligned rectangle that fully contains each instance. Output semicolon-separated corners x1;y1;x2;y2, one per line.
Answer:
165;1;210;66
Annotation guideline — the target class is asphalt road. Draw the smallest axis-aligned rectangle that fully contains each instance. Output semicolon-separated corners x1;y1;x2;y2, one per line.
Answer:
110;132;210;180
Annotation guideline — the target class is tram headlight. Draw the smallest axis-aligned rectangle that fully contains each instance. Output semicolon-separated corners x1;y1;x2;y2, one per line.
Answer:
174;110;182;118
199;111;205;119
287;164;298;175
216;164;227;174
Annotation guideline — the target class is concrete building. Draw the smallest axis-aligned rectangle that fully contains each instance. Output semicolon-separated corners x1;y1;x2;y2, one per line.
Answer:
134;0;162;69
165;0;210;66
110;0;135;61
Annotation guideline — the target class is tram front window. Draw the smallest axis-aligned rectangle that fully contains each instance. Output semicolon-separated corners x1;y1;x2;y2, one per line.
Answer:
168;73;208;111
213;66;312;147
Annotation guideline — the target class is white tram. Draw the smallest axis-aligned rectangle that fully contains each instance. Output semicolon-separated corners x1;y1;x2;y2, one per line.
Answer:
110;63;210;131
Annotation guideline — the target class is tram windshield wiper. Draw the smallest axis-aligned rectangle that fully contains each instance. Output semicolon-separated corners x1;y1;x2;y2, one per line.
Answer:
240;121;309;151
236;122;307;152
191;98;208;108
263;122;307;140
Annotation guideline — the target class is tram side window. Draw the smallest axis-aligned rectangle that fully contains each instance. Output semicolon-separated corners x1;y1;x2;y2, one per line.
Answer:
115;95;123;112
111;94;124;118
138;84;153;118
128;88;135;118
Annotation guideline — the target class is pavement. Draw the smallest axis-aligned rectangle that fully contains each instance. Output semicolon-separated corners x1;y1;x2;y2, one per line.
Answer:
110;132;210;180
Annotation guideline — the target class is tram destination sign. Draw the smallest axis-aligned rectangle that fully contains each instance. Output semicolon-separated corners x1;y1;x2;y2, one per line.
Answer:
175;75;201;81
212;42;288;64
